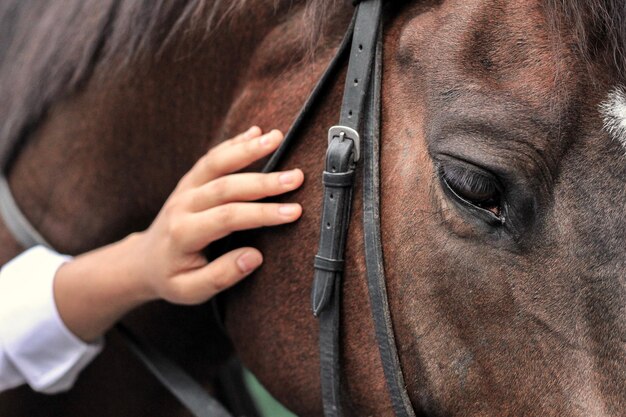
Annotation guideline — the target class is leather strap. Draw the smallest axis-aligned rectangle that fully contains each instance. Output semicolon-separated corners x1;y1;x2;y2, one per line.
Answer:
0;172;234;417
116;324;233;417
312;138;356;315
338;0;383;134
313;137;355;417
261;12;357;174
311;1;383;416
362;30;417;417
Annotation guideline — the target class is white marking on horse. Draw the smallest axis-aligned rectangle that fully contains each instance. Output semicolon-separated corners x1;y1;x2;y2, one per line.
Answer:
599;86;626;155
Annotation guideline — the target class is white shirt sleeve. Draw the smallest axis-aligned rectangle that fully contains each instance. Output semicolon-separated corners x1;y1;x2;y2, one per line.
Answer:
0;246;103;394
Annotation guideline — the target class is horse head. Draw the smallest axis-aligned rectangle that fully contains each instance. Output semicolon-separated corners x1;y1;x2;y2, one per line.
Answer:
0;1;623;416
226;1;625;415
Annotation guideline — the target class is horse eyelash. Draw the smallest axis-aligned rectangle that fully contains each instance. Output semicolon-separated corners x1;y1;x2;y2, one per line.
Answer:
438;164;505;222
440;165;498;197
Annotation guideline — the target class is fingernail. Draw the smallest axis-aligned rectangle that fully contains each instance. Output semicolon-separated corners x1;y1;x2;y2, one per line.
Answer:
260;130;283;146
278;204;299;216
279;170;295;185
259;132;275;146
237;251;262;274
242;127;259;141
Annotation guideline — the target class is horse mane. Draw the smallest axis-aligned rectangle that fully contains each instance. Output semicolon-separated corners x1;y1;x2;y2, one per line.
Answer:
0;0;625;169
548;0;626;79
0;0;342;168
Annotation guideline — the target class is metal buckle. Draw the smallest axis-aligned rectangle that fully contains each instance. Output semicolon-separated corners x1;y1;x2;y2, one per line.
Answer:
328;125;360;162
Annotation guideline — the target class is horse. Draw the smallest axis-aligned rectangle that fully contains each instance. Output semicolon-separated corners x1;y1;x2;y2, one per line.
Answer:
0;0;624;416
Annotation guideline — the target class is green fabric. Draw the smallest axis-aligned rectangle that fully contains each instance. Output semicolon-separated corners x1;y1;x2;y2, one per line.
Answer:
243;368;297;417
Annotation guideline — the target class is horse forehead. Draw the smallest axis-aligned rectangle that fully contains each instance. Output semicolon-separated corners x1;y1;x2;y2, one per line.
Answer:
397;0;553;43
396;0;571;104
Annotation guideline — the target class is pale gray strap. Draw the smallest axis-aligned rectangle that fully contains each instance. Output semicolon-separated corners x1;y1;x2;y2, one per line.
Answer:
0;173;51;248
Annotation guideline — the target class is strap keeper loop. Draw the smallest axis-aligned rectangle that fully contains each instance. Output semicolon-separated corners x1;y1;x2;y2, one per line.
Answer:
314;255;345;272
322;171;354;187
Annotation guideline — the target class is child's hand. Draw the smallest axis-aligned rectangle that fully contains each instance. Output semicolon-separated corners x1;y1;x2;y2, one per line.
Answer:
133;127;303;304
53;127;304;342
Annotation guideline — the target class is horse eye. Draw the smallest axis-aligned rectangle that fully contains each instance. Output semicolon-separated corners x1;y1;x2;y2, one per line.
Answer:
438;163;503;218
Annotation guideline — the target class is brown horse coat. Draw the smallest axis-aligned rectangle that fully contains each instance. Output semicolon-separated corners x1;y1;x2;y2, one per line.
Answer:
1;1;624;416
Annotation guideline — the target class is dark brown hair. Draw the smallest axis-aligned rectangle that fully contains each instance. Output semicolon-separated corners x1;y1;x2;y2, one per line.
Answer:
0;0;346;167
548;0;626;77
1;0;625;167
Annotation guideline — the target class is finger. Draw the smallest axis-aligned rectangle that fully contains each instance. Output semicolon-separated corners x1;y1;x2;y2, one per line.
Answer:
167;248;262;305
174;127;264;193
210;126;262;151
229;126;262;145
186;169;304;212
186;129;284;187
180;202;302;251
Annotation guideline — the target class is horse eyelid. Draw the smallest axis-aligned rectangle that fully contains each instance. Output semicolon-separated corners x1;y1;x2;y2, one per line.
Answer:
439;164;499;199
437;164;504;223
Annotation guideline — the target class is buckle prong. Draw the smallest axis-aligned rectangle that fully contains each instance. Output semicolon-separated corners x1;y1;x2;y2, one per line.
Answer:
328;126;360;162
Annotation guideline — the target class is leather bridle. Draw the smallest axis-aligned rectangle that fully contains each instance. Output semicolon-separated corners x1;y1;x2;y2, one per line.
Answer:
0;1;416;416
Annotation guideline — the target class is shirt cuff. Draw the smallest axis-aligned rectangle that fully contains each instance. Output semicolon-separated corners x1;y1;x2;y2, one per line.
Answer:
0;342;22;392
0;245;103;393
